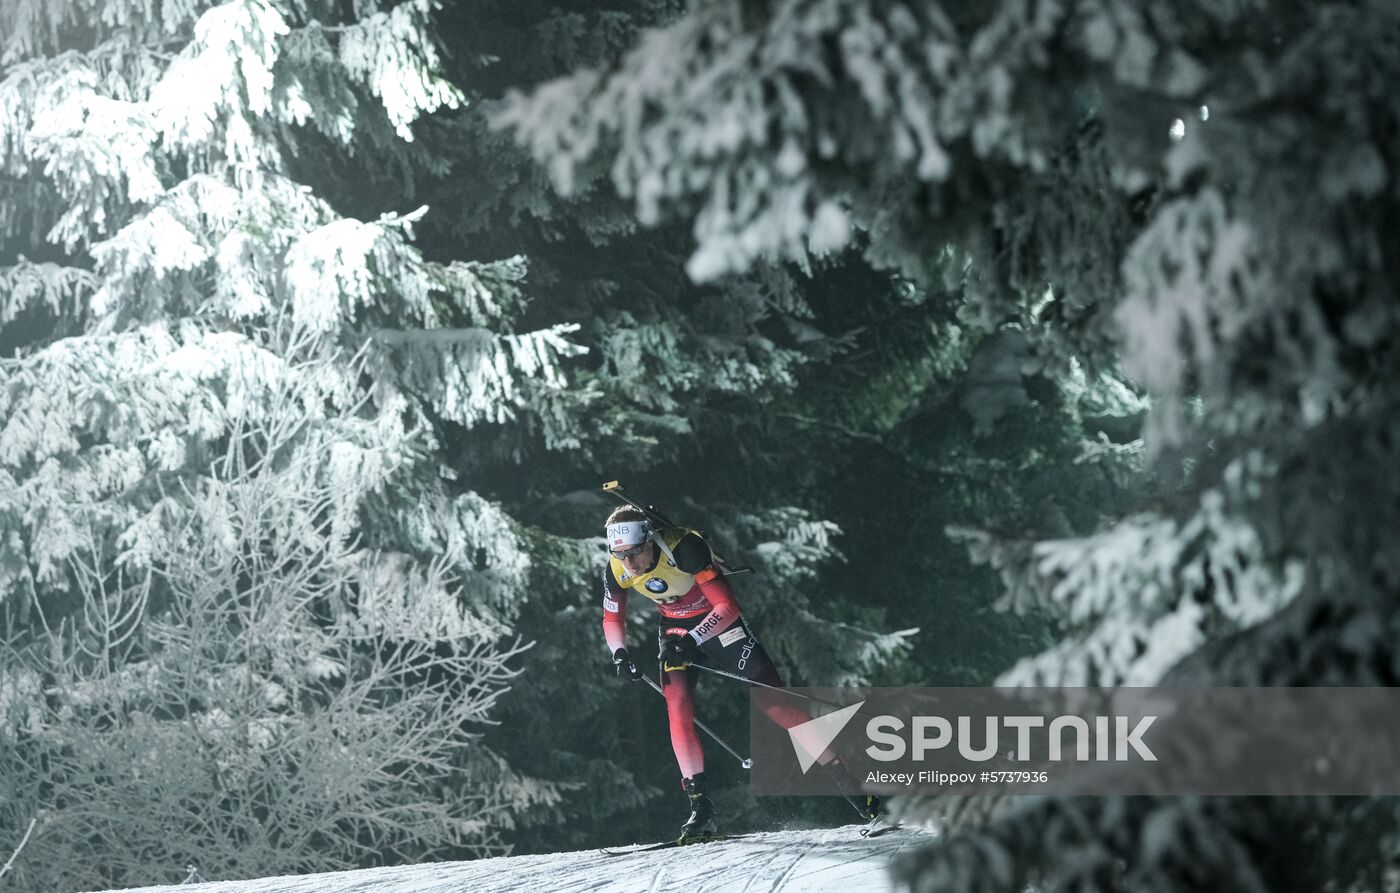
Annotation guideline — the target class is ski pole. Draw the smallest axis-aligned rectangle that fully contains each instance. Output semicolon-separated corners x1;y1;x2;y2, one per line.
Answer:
688;662;842;705
688;662;884;723
642;675;753;770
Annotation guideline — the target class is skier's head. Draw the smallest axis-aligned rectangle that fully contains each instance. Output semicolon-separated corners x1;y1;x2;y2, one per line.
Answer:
605;506;655;573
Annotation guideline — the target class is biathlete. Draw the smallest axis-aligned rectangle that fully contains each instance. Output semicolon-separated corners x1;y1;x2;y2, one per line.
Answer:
601;505;879;842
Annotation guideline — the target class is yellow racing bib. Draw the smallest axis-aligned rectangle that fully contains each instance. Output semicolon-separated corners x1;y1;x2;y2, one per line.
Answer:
609;527;705;606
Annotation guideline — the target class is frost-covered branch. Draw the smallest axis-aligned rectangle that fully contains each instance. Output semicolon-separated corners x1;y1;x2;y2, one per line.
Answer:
0;817;37;882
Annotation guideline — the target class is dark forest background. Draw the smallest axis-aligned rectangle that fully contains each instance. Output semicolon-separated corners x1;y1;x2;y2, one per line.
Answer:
2;1;1397;890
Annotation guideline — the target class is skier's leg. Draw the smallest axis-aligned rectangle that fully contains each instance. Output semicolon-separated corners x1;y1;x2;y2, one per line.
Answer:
694;620;825;751
661;669;705;778
737;637;879;818
659;623;705;778
657;625;715;839
741;658;825;737
695;618;879;821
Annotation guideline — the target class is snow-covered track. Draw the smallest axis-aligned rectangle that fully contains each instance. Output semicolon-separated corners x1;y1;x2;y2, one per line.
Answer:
88;825;934;893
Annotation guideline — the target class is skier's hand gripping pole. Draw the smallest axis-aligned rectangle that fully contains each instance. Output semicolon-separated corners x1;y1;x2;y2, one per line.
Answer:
612;647;645;681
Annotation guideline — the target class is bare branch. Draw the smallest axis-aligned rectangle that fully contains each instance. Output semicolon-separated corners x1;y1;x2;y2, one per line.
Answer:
0;817;38;881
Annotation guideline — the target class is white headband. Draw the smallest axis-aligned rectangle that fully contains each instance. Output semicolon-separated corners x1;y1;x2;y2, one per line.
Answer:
606;519;650;548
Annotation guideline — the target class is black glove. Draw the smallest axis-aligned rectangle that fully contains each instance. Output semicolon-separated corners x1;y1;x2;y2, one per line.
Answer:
659;634;699;672
612;647;644;681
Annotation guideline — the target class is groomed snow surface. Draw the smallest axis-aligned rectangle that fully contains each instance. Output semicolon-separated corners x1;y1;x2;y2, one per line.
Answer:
91;824;935;893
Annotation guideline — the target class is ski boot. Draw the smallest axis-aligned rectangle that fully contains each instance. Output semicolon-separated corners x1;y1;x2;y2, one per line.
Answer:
826;759;881;822
846;791;882;823
677;773;717;843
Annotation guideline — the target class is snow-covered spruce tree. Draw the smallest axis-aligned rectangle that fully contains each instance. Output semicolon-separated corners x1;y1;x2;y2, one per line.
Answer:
1;349;533;890
0;0;584;888
500;0;1400;889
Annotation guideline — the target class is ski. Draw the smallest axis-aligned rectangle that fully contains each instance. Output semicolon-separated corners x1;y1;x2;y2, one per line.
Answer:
599;833;749;856
859;818;903;838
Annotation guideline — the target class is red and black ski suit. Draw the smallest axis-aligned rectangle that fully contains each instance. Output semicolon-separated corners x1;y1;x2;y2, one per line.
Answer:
602;528;815;781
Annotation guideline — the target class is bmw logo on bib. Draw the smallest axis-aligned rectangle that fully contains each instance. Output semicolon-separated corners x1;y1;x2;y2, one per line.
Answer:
645;578;669;594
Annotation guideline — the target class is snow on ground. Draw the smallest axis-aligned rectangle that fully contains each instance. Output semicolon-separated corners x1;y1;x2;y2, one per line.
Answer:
89;824;934;893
